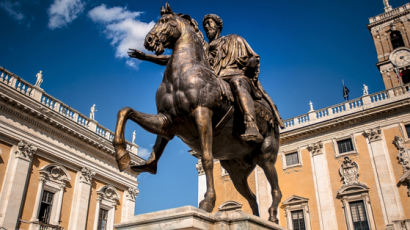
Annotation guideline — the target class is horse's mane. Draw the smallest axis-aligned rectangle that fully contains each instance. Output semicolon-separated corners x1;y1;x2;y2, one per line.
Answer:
177;13;208;53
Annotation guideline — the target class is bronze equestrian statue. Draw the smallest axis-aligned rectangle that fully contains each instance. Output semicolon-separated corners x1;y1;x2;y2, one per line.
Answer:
113;3;283;223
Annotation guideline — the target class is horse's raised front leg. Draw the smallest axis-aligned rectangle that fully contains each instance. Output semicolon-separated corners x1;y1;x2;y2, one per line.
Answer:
131;135;172;174
194;106;215;212
113;107;172;171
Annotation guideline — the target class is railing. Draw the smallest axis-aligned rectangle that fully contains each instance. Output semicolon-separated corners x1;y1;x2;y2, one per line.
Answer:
39;222;63;230
369;3;410;24
282;83;410;132
0;68;35;97
0;66;138;155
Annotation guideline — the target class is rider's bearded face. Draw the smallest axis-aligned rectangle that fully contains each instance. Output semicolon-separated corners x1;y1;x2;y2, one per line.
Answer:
204;19;219;41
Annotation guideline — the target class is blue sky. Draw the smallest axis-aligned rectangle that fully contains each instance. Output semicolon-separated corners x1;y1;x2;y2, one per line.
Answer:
1;0;408;215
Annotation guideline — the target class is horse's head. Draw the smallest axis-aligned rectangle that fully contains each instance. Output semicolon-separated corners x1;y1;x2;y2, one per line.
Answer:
145;3;204;55
144;3;183;55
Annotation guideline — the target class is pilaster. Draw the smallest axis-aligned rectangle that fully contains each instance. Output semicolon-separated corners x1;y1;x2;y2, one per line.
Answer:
0;140;37;229
121;187;139;221
307;141;338;230
68;167;95;230
363;128;405;225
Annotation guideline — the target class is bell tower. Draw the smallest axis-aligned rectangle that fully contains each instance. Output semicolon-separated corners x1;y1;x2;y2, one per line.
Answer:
368;1;410;89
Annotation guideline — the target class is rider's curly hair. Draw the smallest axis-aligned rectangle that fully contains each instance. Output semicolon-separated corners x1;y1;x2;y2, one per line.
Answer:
203;14;223;31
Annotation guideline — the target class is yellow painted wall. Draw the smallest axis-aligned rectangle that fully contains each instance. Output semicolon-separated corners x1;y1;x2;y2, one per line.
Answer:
87;180;123;229
277;148;320;230
323;142;348;230
59;167;76;229
86;180;99;230
212;161;257;214
383;126;410;218
0;141;11;193
115;188;123;225
18;156;76;230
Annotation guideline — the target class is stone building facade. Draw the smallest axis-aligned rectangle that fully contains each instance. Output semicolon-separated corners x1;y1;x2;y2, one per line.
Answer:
0;67;144;230
196;2;410;230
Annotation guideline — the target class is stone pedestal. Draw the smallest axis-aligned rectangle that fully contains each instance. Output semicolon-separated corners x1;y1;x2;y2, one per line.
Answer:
115;206;286;230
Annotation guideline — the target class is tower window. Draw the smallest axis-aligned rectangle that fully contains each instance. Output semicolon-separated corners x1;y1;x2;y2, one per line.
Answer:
390;31;405;50
38;190;54;224
401;69;410;85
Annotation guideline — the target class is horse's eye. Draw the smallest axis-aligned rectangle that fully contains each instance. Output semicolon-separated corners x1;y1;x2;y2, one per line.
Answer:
160;18;166;23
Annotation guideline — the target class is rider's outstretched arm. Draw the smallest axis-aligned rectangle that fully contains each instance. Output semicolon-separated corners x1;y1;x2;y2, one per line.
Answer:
128;49;170;66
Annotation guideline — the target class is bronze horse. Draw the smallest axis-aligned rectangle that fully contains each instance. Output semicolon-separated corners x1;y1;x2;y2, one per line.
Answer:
113;4;282;222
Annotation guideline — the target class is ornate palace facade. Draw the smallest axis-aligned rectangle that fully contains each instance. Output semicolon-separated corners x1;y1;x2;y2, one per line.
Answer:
197;2;410;230
0;66;144;229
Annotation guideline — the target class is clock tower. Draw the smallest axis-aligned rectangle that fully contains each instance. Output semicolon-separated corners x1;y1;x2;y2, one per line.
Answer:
368;1;410;89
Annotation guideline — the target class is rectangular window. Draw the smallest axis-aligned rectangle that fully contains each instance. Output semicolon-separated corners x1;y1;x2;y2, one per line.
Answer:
291;210;306;230
349;200;370;230
285;152;299;166
97;209;109;230
38;190;54;224
337;138;354;154
405;124;410;138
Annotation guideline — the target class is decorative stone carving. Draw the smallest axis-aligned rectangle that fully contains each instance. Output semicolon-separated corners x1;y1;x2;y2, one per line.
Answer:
126;187;139;201
218;200;242;212
339;157;359;186
14;140;37;161
196;160;204;175
393;136;410;196
307;141;323;156
97;185;119;204
79;167;95;184
363;128;382;143
39;164;71;188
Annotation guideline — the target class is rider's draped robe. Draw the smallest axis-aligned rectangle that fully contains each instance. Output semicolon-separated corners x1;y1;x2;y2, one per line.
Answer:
206;34;284;127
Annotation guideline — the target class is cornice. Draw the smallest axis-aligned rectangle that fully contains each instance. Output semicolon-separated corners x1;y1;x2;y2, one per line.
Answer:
0;82;145;166
280;97;410;144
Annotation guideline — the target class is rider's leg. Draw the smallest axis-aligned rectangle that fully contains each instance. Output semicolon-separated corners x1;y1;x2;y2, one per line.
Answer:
230;76;263;143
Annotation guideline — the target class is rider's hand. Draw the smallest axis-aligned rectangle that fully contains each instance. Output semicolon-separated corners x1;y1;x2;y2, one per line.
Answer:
128;49;146;60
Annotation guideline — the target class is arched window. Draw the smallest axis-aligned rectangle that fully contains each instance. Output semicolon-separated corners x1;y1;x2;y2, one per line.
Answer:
390;30;405;50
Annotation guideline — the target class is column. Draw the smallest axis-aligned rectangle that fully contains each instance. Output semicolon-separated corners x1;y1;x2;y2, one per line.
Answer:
308;141;338;230
68;167;95;230
363;128;405;225
0;140;37;229
121;187;139;221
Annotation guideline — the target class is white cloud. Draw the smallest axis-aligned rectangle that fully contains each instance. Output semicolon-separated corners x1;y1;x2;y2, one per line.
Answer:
88;4;154;68
0;1;24;21
48;0;85;29
138;146;151;159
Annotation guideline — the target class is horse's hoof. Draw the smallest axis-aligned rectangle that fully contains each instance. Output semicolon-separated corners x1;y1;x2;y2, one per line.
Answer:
268;216;279;224
131;163;157;174
199;200;214;212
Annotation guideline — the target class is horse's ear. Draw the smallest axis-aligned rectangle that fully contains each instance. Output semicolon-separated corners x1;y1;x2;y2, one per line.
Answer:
161;5;166;15
161;2;173;15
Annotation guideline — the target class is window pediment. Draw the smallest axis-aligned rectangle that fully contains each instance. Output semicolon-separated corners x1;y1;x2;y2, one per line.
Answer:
39;164;71;187
337;183;369;198
282;195;309;207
